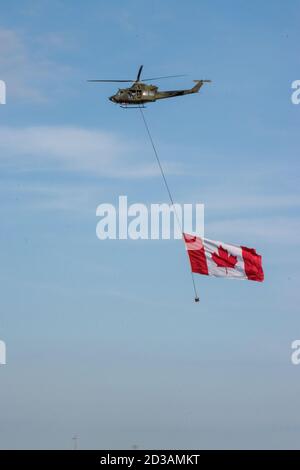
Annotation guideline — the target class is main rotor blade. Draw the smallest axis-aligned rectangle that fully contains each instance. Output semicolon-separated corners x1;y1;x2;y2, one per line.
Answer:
87;79;134;83
141;74;187;81
136;65;143;82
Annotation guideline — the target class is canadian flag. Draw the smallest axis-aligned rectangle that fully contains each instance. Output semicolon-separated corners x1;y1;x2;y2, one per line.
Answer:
184;233;264;282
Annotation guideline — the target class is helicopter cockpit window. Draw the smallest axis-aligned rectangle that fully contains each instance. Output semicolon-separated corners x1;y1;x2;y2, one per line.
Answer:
130;89;142;98
142;90;155;97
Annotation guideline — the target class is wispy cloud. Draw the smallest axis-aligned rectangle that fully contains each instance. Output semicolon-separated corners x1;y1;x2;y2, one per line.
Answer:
0;181;100;212
205;193;300;212
207;216;300;245
0;28;73;102
0;125;183;178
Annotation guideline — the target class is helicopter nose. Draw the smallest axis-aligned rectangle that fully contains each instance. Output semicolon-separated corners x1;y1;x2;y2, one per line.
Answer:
109;95;116;102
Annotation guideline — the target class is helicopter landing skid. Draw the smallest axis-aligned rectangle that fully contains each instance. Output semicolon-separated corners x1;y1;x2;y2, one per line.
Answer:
120;105;147;109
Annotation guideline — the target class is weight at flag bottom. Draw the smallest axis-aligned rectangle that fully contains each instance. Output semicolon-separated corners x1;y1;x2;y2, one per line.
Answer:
184;233;264;282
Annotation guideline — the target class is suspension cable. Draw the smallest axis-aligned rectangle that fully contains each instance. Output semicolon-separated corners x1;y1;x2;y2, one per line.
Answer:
138;106;199;302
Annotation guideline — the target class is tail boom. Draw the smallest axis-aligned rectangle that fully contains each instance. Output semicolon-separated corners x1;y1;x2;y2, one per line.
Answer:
157;79;211;100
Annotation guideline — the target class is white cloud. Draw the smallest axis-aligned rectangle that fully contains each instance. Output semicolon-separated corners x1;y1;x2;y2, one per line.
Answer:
0;28;73;102
206;216;300;245
179;165;300;214
206;193;300;212
0;125;182;178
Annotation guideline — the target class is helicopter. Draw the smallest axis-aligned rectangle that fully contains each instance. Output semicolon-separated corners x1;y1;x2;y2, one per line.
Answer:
88;65;211;108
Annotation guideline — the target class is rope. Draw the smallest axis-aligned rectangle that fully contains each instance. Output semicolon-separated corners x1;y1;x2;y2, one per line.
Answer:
138;106;199;302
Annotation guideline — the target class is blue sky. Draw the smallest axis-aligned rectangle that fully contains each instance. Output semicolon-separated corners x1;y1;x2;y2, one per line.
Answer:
0;0;300;449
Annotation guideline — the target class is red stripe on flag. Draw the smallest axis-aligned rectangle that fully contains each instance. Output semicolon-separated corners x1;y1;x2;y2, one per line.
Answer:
183;233;209;276
241;246;264;282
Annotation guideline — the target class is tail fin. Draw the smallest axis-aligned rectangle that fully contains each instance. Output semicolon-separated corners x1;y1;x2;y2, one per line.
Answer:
191;79;211;93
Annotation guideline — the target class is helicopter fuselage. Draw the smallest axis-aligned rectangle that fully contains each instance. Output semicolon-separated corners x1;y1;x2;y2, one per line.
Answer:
109;83;157;105
109;80;207;106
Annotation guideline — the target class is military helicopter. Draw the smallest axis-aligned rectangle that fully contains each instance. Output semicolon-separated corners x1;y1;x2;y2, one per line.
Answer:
88;65;211;108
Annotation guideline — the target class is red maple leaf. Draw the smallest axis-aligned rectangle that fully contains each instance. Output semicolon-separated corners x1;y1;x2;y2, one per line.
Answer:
211;245;238;274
